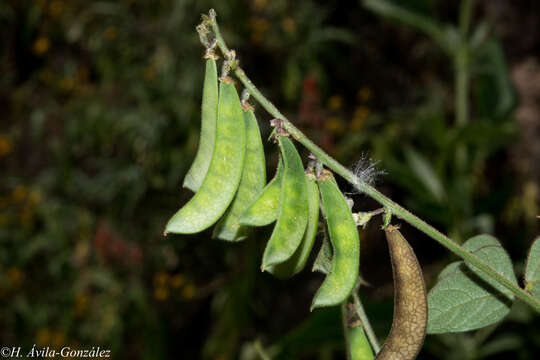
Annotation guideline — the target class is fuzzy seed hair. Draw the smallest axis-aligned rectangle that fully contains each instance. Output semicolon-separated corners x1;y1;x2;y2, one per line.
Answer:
351;153;385;192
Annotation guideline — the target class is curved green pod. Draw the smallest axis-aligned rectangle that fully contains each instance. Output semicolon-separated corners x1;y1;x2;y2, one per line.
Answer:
350;324;374;360
213;109;266;241
261;136;308;270
238;159;283;227
311;172;359;310
165;79;246;234
267;172;320;278
183;58;219;192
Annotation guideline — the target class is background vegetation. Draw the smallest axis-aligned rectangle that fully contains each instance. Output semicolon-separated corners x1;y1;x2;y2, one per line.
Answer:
1;0;539;358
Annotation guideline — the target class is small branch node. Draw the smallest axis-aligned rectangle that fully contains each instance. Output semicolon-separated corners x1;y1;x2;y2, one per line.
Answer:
270;118;288;138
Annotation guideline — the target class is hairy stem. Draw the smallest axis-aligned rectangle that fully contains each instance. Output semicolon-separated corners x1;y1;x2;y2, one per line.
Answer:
206;10;540;313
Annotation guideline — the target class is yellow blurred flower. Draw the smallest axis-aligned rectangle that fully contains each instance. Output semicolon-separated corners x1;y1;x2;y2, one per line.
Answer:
325;116;345;135
36;328;51;346
328;95;343;110
0;136;12;157
144;66;156;81
170;274;185;289
49;0;64;17
7;267;24;287
74;293;89;316
20;205;34;226
253;0;268;10
59;77;75;92
154;286;169;301
51;331;65;347
357;87;372;103
104;26;118;41
182;283;196;300
282;17;296;35
351;106;370;131
154;271;169;287
33;37;50;55
11;186;27;202
250;17;269;44
28;190;42;205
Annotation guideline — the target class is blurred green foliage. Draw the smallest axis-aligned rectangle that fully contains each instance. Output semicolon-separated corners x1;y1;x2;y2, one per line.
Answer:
1;0;539;359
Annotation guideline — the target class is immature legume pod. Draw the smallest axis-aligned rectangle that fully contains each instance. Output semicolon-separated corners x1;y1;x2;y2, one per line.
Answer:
311;172;359;310
267;171;320;278
183;58;219;192
350;324;374;360
377;225;427;360
165;79;246;234
213;108;266;241
238;159;283;227
261;136;309;270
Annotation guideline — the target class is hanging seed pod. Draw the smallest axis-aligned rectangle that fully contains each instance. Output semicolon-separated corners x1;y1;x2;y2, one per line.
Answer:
312;171;359;310
165;78;246;234
183;58;219;192
266;169;320;278
261;136;309;270
377;225;427;360
213;107;266;241
238;158;283;227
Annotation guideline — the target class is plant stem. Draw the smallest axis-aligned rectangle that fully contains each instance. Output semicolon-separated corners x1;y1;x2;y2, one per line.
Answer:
352;288;381;353
341;302;352;360
459;0;475;40
455;0;474;128
206;10;540;313
455;49;469;128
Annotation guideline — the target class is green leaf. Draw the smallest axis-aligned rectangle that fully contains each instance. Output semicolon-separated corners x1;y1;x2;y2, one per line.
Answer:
404;147;446;202
427;234;517;333
472;39;516;120
524;237;540;300
362;0;457;54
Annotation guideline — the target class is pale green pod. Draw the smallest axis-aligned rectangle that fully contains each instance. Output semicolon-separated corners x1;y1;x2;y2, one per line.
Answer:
213;109;266;241
261;136;308;270
267;172;320;278
183;58;219;192
350;325;374;360
311;172;359;310
238;159;283;226
165;80;246;234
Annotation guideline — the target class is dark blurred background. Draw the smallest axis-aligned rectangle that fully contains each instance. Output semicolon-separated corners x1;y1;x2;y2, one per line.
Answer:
1;0;539;359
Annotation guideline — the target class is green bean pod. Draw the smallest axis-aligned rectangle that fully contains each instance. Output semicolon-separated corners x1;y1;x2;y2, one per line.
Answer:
311;171;359;310
261;136;308;270
350;324;374;360
183;58;219;192
213;109;266;241
165;79;246;234
267;171;320;278
238;159;283;227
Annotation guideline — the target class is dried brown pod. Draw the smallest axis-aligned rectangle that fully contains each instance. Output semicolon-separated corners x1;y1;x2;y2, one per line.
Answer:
377;225;428;360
